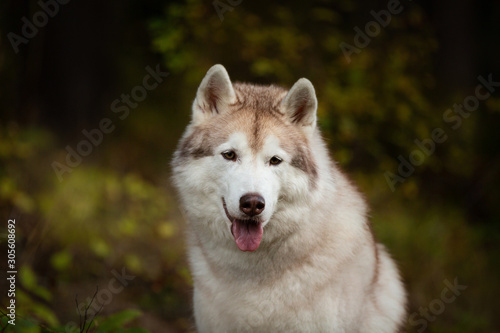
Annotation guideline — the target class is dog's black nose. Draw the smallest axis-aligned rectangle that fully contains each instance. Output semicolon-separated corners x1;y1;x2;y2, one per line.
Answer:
239;194;265;217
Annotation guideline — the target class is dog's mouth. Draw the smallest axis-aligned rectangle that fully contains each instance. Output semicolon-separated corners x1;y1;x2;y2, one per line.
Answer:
222;198;263;252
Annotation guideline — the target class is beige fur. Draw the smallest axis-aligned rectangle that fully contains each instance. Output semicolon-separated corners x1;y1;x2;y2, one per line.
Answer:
172;65;407;332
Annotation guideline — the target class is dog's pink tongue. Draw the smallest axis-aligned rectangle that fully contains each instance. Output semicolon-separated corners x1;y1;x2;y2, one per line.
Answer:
232;220;263;252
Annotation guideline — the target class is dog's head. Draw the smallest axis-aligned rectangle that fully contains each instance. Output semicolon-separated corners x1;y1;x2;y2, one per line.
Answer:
172;65;319;252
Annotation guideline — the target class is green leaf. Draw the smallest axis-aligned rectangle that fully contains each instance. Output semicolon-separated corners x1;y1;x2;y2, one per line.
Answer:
51;250;72;271
96;309;142;332
123;328;151;333
19;266;52;301
19;265;37;290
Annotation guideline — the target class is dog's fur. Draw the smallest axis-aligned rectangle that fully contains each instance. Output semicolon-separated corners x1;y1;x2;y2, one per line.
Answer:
172;65;406;332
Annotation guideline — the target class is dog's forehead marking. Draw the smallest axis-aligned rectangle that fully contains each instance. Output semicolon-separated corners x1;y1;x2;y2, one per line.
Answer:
246;133;285;160
262;134;280;148
232;108;291;154
226;131;249;149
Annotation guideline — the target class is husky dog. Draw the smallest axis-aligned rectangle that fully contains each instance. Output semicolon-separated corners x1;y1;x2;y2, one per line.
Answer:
172;65;406;332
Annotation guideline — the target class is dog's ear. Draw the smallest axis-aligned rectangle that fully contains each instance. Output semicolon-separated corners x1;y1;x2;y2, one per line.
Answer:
192;64;236;124
281;78;317;130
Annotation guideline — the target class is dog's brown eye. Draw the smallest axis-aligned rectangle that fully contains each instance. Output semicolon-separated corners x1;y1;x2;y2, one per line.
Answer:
222;151;237;161
270;156;282;165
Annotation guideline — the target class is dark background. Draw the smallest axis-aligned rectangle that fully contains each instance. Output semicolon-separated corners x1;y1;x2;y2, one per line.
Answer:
1;0;499;332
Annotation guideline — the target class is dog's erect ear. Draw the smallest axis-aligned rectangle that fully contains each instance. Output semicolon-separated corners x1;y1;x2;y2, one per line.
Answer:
281;78;317;129
192;64;236;124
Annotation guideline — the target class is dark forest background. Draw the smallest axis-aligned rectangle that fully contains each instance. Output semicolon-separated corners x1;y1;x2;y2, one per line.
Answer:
1;0;499;332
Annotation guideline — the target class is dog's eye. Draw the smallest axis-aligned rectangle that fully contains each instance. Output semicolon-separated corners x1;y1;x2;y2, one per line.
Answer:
270;156;282;166
222;151;237;161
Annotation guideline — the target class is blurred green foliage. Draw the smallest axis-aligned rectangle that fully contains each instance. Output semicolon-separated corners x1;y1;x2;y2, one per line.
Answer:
1;307;151;333
1;0;499;332
0;124;190;331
